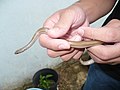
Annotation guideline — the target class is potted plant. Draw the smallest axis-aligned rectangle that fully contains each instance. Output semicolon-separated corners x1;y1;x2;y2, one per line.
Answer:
32;68;59;90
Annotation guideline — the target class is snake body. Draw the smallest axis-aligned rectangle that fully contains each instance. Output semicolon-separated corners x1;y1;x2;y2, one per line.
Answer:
15;28;47;54
15;28;103;65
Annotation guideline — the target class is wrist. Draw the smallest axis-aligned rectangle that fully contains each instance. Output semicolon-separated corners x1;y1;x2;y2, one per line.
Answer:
74;0;116;23
74;1;97;23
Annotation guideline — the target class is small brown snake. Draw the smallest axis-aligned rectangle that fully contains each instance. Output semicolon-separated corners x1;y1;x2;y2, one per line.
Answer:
15;27;103;65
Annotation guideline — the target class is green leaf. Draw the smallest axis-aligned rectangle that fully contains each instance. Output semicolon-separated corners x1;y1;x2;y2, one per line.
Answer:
46;74;53;78
39;74;54;89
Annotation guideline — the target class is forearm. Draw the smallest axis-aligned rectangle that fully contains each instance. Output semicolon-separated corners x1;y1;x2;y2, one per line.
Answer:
74;0;117;23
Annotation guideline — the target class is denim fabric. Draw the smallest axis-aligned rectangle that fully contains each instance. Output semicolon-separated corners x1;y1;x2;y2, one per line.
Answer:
83;64;120;90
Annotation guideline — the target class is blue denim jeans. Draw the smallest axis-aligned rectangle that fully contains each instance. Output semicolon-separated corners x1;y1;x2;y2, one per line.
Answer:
83;63;120;90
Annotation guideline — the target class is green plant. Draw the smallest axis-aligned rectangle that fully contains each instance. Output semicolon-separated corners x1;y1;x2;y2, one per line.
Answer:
39;74;54;89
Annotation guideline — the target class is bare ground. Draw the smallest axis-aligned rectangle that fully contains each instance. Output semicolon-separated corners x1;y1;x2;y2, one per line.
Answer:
14;53;89;90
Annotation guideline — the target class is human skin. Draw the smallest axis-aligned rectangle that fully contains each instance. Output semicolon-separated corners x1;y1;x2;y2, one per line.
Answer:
40;3;89;61
81;19;120;64
39;0;117;62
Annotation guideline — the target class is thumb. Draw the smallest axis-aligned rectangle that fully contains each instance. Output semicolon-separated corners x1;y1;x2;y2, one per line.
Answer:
46;11;75;38
78;27;120;42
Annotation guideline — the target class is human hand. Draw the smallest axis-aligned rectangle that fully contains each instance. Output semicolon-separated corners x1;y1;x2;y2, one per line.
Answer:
81;19;120;64
39;4;89;61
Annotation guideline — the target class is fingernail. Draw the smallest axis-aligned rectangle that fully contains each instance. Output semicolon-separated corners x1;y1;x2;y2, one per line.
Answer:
74;36;82;41
70;35;82;41
58;44;69;49
77;28;84;36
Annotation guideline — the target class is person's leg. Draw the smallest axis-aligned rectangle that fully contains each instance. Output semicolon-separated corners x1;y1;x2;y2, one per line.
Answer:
83;63;120;90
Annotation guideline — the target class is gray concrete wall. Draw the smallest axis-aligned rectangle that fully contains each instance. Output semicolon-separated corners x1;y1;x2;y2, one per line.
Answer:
0;0;108;90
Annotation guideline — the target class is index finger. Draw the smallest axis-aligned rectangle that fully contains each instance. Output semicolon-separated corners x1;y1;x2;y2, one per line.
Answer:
39;34;70;50
80;27;120;42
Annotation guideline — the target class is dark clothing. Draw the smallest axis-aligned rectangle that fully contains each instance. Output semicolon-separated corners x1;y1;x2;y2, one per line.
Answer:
83;64;120;90
99;0;120;80
83;1;120;90
103;0;120;24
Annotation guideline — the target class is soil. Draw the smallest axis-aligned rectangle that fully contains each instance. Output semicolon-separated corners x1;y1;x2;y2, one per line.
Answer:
14;53;89;90
55;60;88;90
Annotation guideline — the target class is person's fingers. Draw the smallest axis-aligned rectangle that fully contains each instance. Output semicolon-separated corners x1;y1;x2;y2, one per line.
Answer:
39;34;70;50
87;43;120;61
60;49;79;61
106;56;120;64
88;52;120;64
43;11;61;29
47;48;74;58
73;50;83;60
79;27;120;42
72;27;85;37
46;11;74;38
45;8;85;38
105;19;120;28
